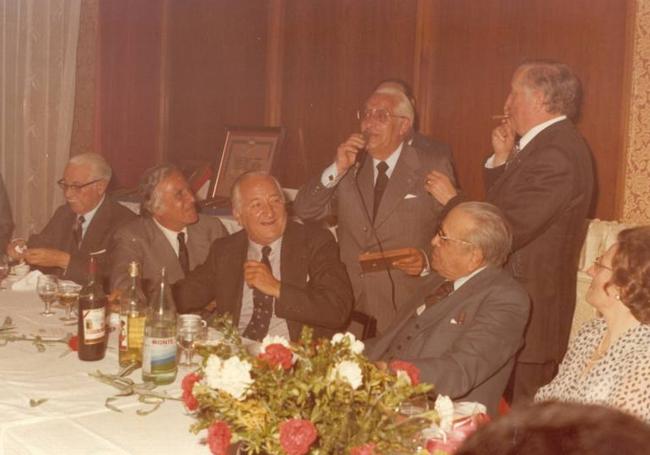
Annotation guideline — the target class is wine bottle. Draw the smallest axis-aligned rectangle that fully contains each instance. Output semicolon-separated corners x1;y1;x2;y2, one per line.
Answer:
142;267;177;384
119;261;147;367
78;256;107;361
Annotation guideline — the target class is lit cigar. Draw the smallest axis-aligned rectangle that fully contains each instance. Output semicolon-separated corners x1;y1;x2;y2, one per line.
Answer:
491;114;509;120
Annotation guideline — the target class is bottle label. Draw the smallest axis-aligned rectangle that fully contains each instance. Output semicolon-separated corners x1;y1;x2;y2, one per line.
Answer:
82;308;106;344
119;315;128;351
142;336;177;375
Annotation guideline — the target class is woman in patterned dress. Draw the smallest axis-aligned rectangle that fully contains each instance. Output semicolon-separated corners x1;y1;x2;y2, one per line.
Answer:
535;226;650;423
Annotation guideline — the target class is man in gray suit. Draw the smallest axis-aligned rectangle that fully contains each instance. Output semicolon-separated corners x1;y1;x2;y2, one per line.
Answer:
110;164;227;291
366;202;530;417
293;87;455;332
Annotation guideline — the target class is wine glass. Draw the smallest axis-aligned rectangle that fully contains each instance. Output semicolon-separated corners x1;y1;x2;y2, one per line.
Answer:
58;280;81;322
37;275;59;317
0;255;9;290
177;314;207;367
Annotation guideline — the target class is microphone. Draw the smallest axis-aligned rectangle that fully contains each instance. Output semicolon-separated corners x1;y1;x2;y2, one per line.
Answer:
353;131;369;177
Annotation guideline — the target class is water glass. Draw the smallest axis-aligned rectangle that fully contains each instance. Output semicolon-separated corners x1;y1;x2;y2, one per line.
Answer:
58;280;81;322
37;275;59;317
177;314;207;367
0;255;9;290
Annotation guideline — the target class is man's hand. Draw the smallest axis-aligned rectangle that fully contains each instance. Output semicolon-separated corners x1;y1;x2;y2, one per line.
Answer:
491;120;516;166
335;133;367;175
244;260;281;298
6;238;27;260
23;248;71;269
392;248;425;276
425;170;457;205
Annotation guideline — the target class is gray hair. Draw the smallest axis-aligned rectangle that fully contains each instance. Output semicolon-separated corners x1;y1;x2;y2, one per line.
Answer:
457;201;512;267
518;60;582;119
68;152;112;181
139;164;181;217
373;86;415;123
231;171;285;212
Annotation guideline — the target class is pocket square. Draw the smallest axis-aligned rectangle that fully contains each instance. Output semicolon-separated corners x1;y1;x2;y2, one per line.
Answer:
404;193;417;199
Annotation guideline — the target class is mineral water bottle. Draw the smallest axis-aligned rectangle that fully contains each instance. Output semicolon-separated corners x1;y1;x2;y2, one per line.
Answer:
142;267;177;384
119;261;147;367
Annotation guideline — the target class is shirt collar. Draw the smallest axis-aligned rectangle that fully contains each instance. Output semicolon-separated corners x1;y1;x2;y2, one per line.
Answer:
372;142;404;178
247;236;283;257
78;195;105;226
153;217;188;252
453;265;487;291
518;115;566;150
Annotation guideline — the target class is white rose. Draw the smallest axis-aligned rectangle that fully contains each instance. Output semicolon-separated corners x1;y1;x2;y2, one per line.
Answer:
260;335;290;353
434;395;454;432
204;355;253;400
396;370;412;385
329;360;363;390
331;332;364;355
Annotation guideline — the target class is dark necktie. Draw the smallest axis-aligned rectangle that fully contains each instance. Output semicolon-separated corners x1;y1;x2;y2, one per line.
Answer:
424;280;454;309
177;232;190;276
72;215;85;249
242;246;274;341
505;142;521;169
373;161;389;221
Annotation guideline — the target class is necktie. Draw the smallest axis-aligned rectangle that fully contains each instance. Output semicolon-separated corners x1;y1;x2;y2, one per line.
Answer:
242;246;274;341
505;142;521;169
72;215;85;249
424;280;454;309
177;232;190;276
373;161;389;221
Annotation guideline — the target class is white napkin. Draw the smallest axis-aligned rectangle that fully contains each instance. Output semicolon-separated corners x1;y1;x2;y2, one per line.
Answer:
11;270;44;291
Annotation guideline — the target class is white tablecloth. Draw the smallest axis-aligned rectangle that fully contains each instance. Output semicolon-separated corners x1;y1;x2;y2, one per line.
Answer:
0;290;207;455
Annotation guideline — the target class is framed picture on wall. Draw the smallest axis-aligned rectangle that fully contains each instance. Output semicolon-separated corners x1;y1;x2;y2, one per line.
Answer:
208;126;285;200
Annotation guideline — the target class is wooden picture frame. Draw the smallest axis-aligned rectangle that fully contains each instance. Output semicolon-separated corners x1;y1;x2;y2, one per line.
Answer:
208;126;285;200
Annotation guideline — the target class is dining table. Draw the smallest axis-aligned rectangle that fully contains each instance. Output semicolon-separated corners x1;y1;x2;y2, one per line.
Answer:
0;288;208;455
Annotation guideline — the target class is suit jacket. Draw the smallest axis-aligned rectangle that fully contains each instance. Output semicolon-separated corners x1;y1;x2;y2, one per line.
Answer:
28;197;136;284
484;119;594;363
174;221;354;341
0;173;13;250
365;266;530;417
109;214;227;291
293;142;455;333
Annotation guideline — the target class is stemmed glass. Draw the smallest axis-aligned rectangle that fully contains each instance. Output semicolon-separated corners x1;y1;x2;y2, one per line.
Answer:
0;255;9;290
37;275;59;317
58;280;81;322
177;314;207;367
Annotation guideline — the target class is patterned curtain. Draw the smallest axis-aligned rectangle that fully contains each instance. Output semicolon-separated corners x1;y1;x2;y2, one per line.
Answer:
0;0;81;238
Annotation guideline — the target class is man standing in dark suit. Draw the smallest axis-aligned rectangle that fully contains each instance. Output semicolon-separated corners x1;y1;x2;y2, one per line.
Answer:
366;202;530;417
6;153;135;284
174;172;353;342
426;60;595;402
293;87;455;333
110;164;227;291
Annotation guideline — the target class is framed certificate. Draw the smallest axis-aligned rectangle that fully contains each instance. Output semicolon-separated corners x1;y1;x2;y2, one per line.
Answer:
208;126;285;200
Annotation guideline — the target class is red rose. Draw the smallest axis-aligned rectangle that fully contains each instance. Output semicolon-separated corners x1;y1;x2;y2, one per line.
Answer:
350;443;376;455
207;420;232;455
182;372;202;411
67;335;78;352
258;343;293;370
389;360;420;385
279;419;318;455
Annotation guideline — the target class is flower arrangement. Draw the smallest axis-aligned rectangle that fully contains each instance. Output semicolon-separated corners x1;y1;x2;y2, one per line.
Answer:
184;316;437;455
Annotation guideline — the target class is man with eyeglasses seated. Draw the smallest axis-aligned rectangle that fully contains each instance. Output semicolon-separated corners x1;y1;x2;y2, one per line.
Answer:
6;152;135;284
294;86;456;333
365;202;530;417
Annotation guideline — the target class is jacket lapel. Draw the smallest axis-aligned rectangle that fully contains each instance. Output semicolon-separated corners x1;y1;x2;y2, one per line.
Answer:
374;144;420;228
143;218;185;280
221;231;248;325
80;199;111;253
279;223;308;340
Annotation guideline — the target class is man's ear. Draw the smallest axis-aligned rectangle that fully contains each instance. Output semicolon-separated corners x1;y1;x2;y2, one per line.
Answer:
399;118;412;137
469;247;485;271
96;179;109;195
233;207;242;226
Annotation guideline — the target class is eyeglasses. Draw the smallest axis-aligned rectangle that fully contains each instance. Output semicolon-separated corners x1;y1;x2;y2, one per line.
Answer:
57;178;102;192
436;226;474;246
593;256;613;272
356;108;409;124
